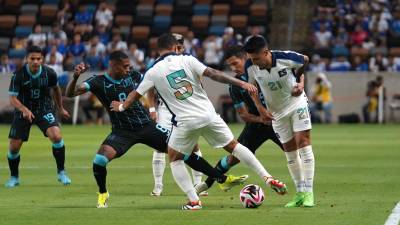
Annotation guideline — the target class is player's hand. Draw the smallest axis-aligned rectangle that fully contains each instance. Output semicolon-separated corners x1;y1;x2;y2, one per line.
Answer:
259;107;274;122
291;84;304;96
110;101;123;112
22;108;35;123
60;107;70;119
150;111;157;121
241;82;258;95
73;63;89;78
258;116;272;125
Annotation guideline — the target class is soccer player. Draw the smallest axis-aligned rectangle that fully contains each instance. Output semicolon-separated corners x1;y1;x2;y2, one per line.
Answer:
196;45;284;193
243;36;315;207
147;33;205;197
110;33;287;210
6;45;71;188
66;51;245;208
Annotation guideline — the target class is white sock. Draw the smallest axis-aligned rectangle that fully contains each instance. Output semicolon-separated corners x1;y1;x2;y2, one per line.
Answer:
191;150;204;186
231;143;272;180
285;150;305;192
152;151;166;189
299;145;315;193
170;160;199;202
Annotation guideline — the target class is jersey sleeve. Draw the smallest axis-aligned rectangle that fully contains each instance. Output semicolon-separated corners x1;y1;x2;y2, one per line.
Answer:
83;75;98;93
47;67;58;87
229;84;245;109
136;70;154;96
273;51;305;69
186;55;207;78
8;72;22;96
244;59;256;85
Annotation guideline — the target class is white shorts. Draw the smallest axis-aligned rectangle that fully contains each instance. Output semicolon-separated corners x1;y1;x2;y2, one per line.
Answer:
157;102;173;130
272;102;312;144
168;115;234;155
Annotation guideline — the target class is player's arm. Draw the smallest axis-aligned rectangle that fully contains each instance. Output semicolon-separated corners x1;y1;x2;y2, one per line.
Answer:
236;105;268;124
66;63;89;97
249;91;274;122
9;72;35;122
294;55;309;79
203;67;257;94
292;74;305;97
146;87;157;121
52;85;70;119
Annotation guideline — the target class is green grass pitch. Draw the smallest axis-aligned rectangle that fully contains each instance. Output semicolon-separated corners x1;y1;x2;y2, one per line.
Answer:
0;124;399;225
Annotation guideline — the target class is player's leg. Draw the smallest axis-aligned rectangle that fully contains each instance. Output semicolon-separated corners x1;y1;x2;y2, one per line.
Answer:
6;116;31;188
191;145;205;194
46;126;71;185
202;116;286;194
151;150;166;196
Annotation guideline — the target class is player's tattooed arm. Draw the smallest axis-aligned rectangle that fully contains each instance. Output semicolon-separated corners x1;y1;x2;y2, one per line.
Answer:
236;106;270;125
52;86;70;119
146;87;157;121
9;96;35;123
249;91;274;122
203;67;257;94
66;63;89;97
294;55;309;79
292;74;305;97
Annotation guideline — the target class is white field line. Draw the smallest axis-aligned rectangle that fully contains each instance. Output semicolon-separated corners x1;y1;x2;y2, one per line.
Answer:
384;202;400;225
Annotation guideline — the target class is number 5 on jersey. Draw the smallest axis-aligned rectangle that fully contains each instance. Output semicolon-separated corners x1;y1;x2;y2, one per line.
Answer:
166;69;193;100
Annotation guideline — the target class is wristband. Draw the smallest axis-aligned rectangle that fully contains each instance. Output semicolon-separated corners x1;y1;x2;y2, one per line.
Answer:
149;107;156;113
118;104;125;112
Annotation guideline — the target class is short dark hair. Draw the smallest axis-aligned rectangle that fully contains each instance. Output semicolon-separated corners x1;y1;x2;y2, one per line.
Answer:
224;45;246;60
27;45;44;56
157;33;179;50
244;35;268;54
109;50;129;62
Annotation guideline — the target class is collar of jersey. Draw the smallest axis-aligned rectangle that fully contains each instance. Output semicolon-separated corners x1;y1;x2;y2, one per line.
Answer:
154;52;177;64
104;72;123;84
25;64;42;79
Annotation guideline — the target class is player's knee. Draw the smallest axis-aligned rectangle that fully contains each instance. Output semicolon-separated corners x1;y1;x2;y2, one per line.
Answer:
168;148;184;162
93;153;109;167
97;145;117;160
223;140;238;152
9;139;23;152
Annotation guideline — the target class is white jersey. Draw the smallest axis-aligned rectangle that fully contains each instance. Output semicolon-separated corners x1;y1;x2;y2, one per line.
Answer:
247;50;308;120
136;53;217;129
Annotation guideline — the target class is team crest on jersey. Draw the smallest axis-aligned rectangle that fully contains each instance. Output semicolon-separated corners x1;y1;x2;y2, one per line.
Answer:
278;69;287;77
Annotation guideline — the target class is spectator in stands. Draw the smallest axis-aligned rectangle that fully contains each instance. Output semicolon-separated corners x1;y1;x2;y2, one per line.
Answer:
47;54;64;77
145;49;157;70
183;31;200;57
83;93;105;125
127;43;144;71
314;24;333;49
388;9;400;47
68;33;86;66
387;55;400;71
203;34;222;69
351;24;368;46
95;2;113;28
0;54;16;74
95;24;110;45
74;5;93;34
329;56;351;71
85;35;106;56
369;10;389;37
47;23;68;46
85;46;103;71
352;55;369;71
370;38;388;56
369;52;389;72
245;26;262;43
310;73;333;123
362;76;386;123
362;37;375;51
222;27;237;51
331;27;350;58
28;24;47;49
45;45;64;65
57;0;74;26
11;37;27;50
309;54;327;72
107;33;128;53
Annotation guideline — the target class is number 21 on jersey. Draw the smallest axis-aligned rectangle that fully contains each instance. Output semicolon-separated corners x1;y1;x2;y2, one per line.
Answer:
166;69;193;100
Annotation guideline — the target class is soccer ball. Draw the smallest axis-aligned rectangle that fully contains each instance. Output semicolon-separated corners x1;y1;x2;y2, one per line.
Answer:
239;184;265;208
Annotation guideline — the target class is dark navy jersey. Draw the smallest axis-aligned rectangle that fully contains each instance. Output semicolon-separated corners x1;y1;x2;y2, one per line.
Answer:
83;71;151;131
229;61;267;116
8;64;58;114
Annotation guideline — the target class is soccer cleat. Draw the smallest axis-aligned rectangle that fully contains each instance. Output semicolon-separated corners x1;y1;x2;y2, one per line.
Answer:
57;170;72;185
5;176;20;188
284;192;304;208
218;174;249;192
266;177;288;195
97;192;110;208
199;191;209;196
195;182;209;195
181;200;202;210
302;192;315;207
150;184;163;197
